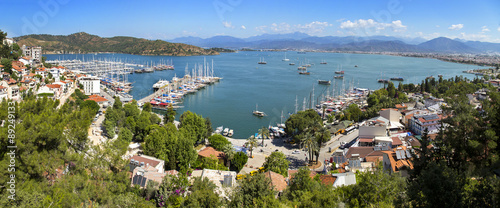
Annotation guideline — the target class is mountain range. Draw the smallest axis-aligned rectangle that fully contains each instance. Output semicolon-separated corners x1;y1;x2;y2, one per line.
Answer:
169;32;500;54
15;32;219;56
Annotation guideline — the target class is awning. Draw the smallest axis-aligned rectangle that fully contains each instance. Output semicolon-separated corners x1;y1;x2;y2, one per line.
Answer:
159;102;168;106
359;138;373;143
150;100;158;105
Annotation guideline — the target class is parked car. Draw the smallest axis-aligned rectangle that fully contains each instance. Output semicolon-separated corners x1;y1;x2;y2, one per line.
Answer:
292;150;300;154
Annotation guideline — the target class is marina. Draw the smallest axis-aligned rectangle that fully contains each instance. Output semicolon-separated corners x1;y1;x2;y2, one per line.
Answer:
45;51;476;138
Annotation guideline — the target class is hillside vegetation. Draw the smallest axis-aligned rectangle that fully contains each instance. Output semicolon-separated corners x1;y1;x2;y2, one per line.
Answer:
15;32;219;56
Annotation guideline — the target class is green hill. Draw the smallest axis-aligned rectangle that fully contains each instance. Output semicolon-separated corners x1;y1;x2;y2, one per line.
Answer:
14;32;219;56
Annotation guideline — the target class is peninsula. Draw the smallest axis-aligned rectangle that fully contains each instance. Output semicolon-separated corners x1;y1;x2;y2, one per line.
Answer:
15;32;219;56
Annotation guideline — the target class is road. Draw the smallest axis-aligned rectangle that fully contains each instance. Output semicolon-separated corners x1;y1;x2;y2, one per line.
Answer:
56;83;77;109
313;129;359;172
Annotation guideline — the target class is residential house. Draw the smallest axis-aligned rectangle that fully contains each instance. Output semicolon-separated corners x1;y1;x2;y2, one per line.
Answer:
345;146;385;168
395;103;408;111
84;95;108;107
45;84;62;99
129;155;165;174
190;169;237;199
21;78;36;90
12;61;28;77
129;155;169;188
35;67;47;79
2;79;20;101
331;172;357;187
424;96;444;108
37;86;55;98
264;171;288;197
409;113;443;135
382;146;414;177
198;146;225;165
3;38;14;46
19;57;33;67
0;85;8;101
49;66;66;81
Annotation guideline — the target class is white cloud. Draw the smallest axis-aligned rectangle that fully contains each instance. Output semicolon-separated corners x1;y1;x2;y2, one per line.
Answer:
222;21;234;28
241;25;246;30
255;21;332;35
481;26;490;32
498;27;500;32
339;19;407;33
435;25;440;28
448;24;464;30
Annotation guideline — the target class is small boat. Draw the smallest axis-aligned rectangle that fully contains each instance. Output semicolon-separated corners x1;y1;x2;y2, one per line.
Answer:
334;75;344;79
223;128;229;136
299;71;310;75
426;76;434;79
282;52;289;61
253;104;267;117
297;51;306;54
134;69;143;73
215;126;223;134
320;60;327;64
390;77;404;81
318;80;331;85
152;80;169;91
378;79;389;83
335;71;344;74
438;74;443;77
258;57;267;64
354;65;358;67
228;129;234;137
289;63;295;65
297;66;307;70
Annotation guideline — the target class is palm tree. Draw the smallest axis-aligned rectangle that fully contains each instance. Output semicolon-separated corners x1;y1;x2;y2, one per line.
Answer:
300;132;318;164
246;135;258;158
259;126;270;146
221;144;235;168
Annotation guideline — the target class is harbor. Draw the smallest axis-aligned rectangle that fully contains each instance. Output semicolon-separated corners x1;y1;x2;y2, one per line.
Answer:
45;51;477;138
137;59;222;110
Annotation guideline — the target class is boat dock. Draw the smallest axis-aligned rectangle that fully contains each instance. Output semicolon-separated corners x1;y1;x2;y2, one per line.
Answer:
137;59;222;110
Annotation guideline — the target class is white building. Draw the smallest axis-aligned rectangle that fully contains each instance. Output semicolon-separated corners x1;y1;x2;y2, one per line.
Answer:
78;76;100;95
22;45;42;63
3;38;14;47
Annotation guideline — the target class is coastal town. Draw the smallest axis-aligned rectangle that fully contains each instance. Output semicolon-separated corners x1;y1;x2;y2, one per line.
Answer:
2;28;500;207
2;0;500;206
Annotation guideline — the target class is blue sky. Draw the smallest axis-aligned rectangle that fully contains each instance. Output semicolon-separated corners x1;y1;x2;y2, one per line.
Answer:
2;0;500;42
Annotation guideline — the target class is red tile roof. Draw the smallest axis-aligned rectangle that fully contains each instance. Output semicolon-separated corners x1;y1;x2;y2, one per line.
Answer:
264;171;288;192
288;169;317;180
46;84;61;89
130;155;161;168
84;95;108;103
392;137;403;146
198;146;225;160
319;175;337;186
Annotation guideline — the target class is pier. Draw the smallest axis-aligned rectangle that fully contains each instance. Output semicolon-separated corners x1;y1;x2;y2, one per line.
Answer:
137;59;222;110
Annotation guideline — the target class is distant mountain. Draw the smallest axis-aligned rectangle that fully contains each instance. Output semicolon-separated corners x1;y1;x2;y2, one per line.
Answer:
464;41;500;53
16;32;219;56
244;32;311;42
338;40;423;52
169;33;500;54
418;37;478;53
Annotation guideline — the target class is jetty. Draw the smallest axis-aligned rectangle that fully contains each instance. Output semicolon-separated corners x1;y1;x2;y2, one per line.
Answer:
137;59;222;110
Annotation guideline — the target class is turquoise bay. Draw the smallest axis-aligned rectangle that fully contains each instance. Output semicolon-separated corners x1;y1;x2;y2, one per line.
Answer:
46;52;476;138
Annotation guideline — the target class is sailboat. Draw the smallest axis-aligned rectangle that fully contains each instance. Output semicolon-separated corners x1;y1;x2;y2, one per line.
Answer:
258;57;267;64
320;59;327;64
282;52;290;61
253;104;266;117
